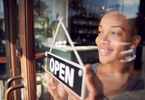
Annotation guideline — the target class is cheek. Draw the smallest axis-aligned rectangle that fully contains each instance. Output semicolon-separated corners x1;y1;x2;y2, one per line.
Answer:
111;40;127;54
95;37;98;45
95;36;100;45
111;39;130;50
111;40;121;47
111;41;130;59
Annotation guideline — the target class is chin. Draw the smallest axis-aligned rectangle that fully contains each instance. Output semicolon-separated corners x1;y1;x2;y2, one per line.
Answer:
99;59;108;64
99;57;113;64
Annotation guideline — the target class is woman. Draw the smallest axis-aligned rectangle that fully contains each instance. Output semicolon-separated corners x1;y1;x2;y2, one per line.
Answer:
46;11;145;100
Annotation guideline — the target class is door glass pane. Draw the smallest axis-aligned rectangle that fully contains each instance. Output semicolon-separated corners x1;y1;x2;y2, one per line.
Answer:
34;0;67;52
0;0;6;100
34;0;145;100
0;0;21;99
34;0;67;99
0;0;5;57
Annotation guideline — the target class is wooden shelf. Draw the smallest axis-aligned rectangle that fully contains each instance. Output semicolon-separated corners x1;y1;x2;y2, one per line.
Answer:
0;52;46;63
35;52;45;59
0;57;7;63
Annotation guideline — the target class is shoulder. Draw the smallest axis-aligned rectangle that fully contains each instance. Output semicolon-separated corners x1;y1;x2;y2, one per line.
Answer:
139;71;145;79
91;62;100;73
137;71;145;85
136;71;145;83
128;71;145;91
117;71;145;100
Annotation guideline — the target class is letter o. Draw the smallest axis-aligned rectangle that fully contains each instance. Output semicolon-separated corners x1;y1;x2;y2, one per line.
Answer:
50;58;54;72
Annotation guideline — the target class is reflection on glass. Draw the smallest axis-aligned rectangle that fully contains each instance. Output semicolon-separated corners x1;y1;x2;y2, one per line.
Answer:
34;0;67;52
34;0;55;52
0;0;5;57
0;1;6;100
69;0;140;44
34;0;67;99
33;0;145;100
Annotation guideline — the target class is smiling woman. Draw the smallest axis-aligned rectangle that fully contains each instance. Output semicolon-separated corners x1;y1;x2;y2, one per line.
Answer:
85;11;145;100
45;11;145;100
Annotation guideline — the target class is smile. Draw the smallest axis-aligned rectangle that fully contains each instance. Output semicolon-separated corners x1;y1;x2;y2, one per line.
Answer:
99;48;113;56
100;49;109;52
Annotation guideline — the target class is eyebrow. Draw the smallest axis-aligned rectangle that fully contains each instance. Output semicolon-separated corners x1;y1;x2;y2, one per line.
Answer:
99;25;125;31
99;25;102;27
111;26;125;31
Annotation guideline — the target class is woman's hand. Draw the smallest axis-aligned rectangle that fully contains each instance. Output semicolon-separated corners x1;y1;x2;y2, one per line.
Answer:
85;64;103;100
45;66;68;100
64;64;103;100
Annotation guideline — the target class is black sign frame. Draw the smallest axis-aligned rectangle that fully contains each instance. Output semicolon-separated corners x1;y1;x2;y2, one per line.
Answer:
45;52;86;99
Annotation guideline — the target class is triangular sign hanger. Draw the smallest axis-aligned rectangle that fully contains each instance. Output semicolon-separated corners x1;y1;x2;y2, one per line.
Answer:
49;16;84;66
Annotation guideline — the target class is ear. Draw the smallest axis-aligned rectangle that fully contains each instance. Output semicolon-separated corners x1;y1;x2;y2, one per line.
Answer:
131;35;141;49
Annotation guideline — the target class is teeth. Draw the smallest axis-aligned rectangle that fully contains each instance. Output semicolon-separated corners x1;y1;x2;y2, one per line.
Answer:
100;49;109;52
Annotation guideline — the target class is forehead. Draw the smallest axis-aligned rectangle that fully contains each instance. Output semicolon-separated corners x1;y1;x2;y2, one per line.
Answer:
100;12;130;30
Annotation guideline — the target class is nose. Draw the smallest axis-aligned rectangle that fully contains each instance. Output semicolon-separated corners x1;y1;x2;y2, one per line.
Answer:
99;34;110;45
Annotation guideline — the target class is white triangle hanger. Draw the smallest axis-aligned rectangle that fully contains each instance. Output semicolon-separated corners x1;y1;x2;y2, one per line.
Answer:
49;16;84;66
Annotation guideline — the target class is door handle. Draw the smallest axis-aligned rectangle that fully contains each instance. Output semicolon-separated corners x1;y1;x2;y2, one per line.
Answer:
6;75;22;90
5;84;24;100
5;75;47;100
5;76;24;100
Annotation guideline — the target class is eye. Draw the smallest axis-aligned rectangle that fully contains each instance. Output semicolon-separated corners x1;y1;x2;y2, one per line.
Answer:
98;31;103;35
111;31;120;35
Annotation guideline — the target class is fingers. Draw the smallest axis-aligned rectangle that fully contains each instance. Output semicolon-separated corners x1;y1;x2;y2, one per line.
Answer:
45;66;59;86
45;66;52;80
45;71;58;93
47;77;59;90
85;64;98;92
47;77;60;99
85;64;103;100
45;66;67;100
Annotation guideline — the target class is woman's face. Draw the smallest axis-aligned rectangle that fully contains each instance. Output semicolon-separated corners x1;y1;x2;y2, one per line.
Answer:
96;12;133;64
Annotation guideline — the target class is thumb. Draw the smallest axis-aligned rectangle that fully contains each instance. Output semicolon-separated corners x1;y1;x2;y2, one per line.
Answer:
85;64;103;100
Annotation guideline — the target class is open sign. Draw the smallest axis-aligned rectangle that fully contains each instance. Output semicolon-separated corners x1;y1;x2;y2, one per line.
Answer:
45;52;86;99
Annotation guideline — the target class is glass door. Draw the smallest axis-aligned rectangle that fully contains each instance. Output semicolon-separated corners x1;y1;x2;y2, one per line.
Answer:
3;0;37;100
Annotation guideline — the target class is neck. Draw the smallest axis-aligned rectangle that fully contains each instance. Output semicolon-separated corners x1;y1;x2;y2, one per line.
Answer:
102;61;134;75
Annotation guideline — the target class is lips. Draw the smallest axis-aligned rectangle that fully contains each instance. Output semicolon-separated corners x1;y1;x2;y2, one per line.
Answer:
99;47;113;56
